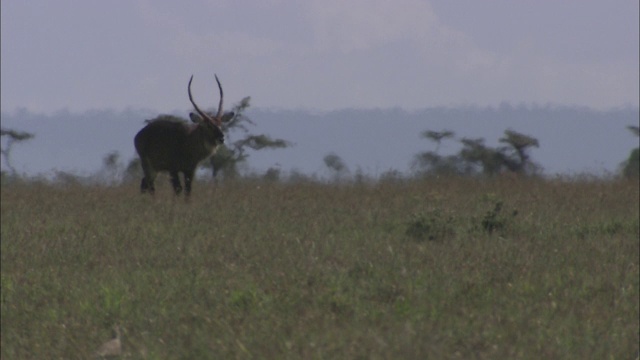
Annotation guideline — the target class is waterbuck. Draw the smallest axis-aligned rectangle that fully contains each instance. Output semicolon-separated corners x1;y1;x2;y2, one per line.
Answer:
134;74;234;196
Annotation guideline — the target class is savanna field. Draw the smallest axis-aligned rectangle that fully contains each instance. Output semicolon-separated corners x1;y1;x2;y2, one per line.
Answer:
1;176;638;359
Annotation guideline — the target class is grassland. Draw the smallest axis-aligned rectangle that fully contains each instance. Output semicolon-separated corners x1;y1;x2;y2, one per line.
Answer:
1;176;638;359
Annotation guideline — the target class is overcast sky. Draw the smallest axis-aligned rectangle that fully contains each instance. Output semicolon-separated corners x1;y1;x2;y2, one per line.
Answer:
2;1;639;114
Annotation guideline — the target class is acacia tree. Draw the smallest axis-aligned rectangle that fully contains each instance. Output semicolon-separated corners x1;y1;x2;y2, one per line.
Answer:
422;130;455;154
459;137;505;175
1;128;34;176
460;130;540;176
203;97;290;179
413;129;470;176
497;129;540;174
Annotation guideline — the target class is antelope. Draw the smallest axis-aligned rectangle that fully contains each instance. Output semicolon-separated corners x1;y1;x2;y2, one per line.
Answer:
134;74;234;196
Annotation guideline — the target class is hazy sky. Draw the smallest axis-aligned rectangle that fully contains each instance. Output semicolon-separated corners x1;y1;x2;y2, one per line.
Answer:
2;1;639;114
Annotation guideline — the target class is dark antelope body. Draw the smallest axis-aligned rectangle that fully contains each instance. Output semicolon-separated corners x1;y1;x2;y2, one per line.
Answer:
134;74;234;196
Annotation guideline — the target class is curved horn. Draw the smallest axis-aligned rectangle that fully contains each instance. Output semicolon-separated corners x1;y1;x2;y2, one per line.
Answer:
214;74;224;123
188;75;214;123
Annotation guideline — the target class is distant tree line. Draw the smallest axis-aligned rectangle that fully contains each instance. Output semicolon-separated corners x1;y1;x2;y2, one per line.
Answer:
412;128;542;177
2;116;638;184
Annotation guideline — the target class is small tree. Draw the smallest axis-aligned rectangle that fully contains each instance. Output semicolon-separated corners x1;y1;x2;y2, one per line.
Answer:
498;129;540;174
323;153;349;181
124;157;142;183
459;137;505;175
100;151;123;185
93;152;142;185
1;128;34;176
458;130;540;176
422;130;455;154
203;97;291;179
413;129;469;176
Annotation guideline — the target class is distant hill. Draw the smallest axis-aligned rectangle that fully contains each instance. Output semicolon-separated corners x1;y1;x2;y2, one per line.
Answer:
1;104;638;178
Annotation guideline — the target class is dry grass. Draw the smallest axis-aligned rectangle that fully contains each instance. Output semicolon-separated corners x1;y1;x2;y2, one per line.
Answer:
1;177;638;359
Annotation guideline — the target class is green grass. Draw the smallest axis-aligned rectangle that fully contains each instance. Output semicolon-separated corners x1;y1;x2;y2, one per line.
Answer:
1;177;638;359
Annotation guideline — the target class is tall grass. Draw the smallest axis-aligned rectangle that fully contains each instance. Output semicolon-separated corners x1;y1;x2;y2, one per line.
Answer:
1;177;638;359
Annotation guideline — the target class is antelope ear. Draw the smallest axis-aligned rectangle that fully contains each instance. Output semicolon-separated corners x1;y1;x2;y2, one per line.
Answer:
222;112;235;123
189;112;203;124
